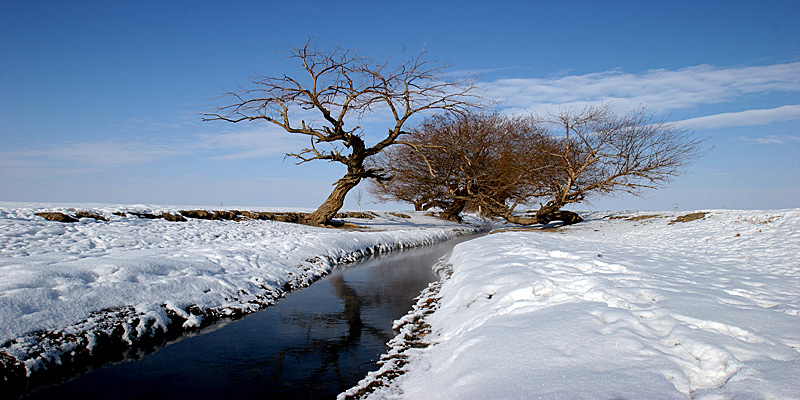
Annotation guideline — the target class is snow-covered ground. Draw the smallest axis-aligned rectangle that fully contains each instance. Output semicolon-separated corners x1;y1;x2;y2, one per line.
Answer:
0;202;479;378
4;204;799;398
347;209;800;399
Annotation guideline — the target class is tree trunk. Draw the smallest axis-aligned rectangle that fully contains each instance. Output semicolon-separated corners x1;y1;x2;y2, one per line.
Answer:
503;208;583;226
534;203;560;224
504;214;540;225
305;173;362;226
534;203;583;226
439;199;467;222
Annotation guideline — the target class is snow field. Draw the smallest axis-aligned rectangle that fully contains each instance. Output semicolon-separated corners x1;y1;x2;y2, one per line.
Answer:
357;209;800;399
0;203;480;376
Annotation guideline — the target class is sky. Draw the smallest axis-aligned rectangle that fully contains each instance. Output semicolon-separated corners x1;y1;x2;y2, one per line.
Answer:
1;0;798;212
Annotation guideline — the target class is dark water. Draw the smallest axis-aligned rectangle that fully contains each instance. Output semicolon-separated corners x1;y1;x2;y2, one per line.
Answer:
22;235;476;400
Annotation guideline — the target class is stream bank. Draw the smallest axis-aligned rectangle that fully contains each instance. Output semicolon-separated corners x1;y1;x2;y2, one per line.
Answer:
12;234;481;399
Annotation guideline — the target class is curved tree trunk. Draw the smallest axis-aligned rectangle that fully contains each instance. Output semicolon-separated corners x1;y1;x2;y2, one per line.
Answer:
505;210;583;226
504;214;540;225
550;210;583;225
534;203;583;225
498;200;583;226
305;173;362;226
439;199;467;222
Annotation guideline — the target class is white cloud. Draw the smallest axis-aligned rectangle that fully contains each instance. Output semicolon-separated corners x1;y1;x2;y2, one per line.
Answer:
483;62;800;114
736;134;800;145
0;125;308;178
196;127;308;161
446;66;525;78
0;140;191;171
680;105;800;129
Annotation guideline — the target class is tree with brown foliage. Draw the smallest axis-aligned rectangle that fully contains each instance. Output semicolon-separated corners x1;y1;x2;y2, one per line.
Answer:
204;41;483;225
372;106;704;226
370;112;554;221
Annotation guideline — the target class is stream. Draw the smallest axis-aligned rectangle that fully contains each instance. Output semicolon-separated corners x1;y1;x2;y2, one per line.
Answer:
21;235;477;400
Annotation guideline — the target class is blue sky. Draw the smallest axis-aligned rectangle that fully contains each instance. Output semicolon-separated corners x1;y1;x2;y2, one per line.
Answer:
1;1;798;211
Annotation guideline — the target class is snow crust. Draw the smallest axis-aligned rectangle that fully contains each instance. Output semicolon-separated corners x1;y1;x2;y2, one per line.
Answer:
353;209;800;399
0;202;479;375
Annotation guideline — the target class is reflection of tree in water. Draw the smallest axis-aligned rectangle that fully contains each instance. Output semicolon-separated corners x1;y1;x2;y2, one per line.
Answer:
233;247;457;399
16;244;466;400
268;274;394;398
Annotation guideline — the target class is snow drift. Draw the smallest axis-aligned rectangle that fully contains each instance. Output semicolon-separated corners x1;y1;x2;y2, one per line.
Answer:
345;209;800;399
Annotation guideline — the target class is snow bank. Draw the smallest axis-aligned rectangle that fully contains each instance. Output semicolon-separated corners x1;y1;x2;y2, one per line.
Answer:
0;202;480;380
350;209;800;399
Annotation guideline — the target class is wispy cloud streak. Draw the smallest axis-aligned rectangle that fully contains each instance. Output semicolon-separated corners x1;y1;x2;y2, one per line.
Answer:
198;128;308;161
0;125;308;176
482;62;800;115
735;134;800;145
1;140;191;169
681;105;800;128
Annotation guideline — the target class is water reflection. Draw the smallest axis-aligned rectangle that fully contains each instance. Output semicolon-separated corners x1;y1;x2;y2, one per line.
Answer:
21;236;477;400
331;275;367;342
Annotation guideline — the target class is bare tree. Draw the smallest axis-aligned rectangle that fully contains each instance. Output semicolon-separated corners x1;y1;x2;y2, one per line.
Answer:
371;112;553;221
369;141;451;212
519;104;706;225
372;106;704;226
354;187;363;211
204;41;483;225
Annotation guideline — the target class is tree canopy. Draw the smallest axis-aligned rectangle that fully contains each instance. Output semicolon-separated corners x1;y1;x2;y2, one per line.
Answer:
371;105;704;225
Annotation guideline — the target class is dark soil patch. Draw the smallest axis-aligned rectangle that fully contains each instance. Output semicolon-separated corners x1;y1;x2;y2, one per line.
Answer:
74;212;107;221
324;220;367;230
129;212;161;219
335;211;377;219
179;209;219;220
265;212;305;223
669;212;709;224
35;212;78;223
238;211;271;220
627;214;661;222
159;212;187;222
129;212;187;222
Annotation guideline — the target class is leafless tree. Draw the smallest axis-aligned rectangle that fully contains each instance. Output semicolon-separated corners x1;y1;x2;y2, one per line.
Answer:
518;104;706;225
372;105;704;226
354;187;363;211
371;112;554;221
204;41;483;225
